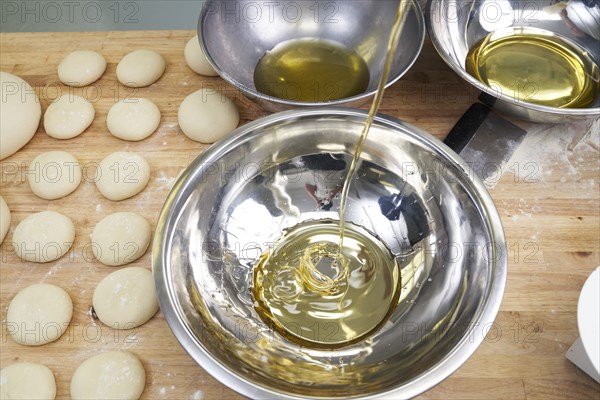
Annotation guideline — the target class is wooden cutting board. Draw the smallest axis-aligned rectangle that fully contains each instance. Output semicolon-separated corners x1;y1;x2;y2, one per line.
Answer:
1;30;598;400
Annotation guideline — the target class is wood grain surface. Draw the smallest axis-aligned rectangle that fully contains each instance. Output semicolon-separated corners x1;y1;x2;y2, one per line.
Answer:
1;30;599;400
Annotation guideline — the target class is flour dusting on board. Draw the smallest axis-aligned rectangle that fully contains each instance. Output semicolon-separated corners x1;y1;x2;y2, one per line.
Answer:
502;119;599;188
156;170;177;189
191;389;203;400
41;260;65;282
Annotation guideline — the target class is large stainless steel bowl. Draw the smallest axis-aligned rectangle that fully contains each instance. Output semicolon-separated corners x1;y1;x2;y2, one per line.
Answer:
427;0;600;122
198;0;425;112
153;108;507;399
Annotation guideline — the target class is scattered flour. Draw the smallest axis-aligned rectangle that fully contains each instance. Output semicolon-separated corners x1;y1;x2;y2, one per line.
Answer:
504;119;598;184
123;334;138;348
191;389;203;400
155;170;176;189
41;260;65;281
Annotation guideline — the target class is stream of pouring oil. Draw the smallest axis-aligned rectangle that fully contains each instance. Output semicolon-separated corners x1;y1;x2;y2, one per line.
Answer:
252;3;413;348
337;3;409;254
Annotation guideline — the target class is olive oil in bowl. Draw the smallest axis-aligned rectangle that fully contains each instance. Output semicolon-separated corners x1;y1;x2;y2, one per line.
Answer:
252;220;401;349
466;28;600;108
253;38;370;102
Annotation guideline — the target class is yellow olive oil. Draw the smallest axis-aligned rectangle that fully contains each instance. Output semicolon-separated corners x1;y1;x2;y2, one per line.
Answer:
466;29;600;108
252;220;401;348
253;39;370;102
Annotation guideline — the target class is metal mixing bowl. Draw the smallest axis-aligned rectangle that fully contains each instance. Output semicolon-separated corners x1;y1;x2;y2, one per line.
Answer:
427;0;600;122
153;108;507;399
198;0;425;111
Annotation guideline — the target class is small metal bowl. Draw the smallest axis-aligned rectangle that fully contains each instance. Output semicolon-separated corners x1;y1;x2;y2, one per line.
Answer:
198;0;425;112
153;108;507;399
427;0;600;122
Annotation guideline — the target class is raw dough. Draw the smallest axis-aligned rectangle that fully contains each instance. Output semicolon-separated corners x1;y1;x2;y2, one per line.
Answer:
91;212;151;267
0;196;10;244
93;267;158;328
12;211;75;263
0;362;56;400
6;283;73;346
107;98;161;141
0;72;41;160
116;50;165;88
57;50;106;87
70;351;145;400
95;152;150;201
184;35;218;76
178;89;239;143
43;95;95;139
28;151;81;200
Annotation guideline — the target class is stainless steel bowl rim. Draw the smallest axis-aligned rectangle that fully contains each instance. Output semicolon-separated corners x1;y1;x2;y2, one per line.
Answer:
425;0;600;117
198;2;426;108
153;107;508;400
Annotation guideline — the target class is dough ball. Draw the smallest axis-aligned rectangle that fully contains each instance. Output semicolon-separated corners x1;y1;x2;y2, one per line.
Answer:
0;196;10;244
0;362;56;400
184;35;218;76
107;98;161;141
43;95;95;139
93;267;158;328
95;152;150;201
12;211;75;263
178;89;239;143
116;50;165;88
6;283;73;346
91;212;151;267
28;151;81;200
0;72;41;160
58;50;106;87
70;351;145;400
